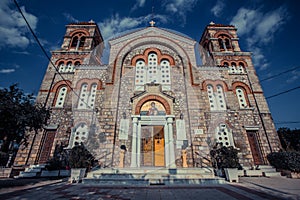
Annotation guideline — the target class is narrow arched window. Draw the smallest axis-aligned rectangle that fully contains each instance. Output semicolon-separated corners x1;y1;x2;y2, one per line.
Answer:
147;52;158;83
71;36;78;47
218;38;224;50
238;62;245;73
54;86;67;107
135;59;145;91
88;83;97;108
66;61;73;73
78;83;89;109
58;62;65;73
79;36;85;48
216;85;226;110
207;85;216;111
236;87;248;108
225;38;231;50
161;59;170;85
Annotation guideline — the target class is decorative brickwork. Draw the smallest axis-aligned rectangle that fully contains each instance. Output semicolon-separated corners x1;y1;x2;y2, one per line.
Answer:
14;21;280;170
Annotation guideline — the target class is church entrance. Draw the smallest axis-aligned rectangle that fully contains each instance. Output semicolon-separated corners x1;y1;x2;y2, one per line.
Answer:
247;131;264;165
141;126;165;167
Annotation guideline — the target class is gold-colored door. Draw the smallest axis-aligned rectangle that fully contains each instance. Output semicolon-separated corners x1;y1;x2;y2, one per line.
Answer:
141;126;165;167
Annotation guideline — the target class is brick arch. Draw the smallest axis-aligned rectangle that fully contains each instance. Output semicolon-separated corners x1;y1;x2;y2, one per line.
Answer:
55;59;66;66
214;31;233;38
232;81;252;94
135;95;171;115
111;35;194;85
202;80;229;92
51;80;72;92
69;29;90;37
131;47;175;66
76;78;103;90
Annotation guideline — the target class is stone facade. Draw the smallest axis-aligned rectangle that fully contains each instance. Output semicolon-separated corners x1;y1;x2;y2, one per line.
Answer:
14;21;280;169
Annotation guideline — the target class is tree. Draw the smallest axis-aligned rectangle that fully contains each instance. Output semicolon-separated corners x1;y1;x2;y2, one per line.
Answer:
277;127;300;152
0;84;50;156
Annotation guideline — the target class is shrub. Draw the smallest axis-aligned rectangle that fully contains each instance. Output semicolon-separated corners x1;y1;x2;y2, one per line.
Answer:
68;143;94;169
210;145;241;169
267;151;300;173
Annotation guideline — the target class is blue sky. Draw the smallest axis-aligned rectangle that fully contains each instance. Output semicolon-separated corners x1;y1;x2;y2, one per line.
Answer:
0;0;299;129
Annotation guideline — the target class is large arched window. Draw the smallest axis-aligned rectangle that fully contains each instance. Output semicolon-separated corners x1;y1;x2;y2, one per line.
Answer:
54;86;67;108
236;87;248;108
77;82;98;109
133;51;172;91
217;34;232;51
207;84;227;111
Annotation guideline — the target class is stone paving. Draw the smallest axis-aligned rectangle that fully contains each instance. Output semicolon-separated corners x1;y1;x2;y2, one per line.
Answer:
0;177;299;200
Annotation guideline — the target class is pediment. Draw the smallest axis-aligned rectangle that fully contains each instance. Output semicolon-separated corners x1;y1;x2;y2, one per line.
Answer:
109;27;196;46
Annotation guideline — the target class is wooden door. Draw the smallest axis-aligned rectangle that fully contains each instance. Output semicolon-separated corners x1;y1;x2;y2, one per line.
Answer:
247;131;263;165
141;126;165;167
154;129;164;167
37;131;56;164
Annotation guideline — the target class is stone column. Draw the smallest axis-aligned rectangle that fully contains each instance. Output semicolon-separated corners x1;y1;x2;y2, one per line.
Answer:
136;122;141;168
164;124;170;167
130;117;138;168
167;117;176;168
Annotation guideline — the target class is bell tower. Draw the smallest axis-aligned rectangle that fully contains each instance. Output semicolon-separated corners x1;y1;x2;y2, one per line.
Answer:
52;20;104;72
199;22;244;66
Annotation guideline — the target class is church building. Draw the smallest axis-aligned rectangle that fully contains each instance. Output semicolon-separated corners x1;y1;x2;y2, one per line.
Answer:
14;20;280;170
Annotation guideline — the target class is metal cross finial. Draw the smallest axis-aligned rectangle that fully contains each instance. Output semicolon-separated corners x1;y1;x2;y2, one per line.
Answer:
149;20;155;27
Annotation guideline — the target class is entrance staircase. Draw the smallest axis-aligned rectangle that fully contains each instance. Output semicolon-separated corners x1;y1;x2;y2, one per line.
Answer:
83;167;225;185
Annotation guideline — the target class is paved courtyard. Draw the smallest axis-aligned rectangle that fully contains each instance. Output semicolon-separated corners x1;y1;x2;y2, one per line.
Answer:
0;176;299;200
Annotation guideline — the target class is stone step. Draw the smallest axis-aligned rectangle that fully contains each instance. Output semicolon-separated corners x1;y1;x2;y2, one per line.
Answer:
18;171;37;178
83;177;225;186
263;171;281;177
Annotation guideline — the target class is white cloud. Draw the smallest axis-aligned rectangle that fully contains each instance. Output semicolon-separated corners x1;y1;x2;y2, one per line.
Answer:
98;13;168;40
230;6;288;70
211;0;225;17
63;13;79;23
0;0;38;49
163;0;199;25
97;13;168;64
131;0;147;11
0;69;15;74
286;70;300;83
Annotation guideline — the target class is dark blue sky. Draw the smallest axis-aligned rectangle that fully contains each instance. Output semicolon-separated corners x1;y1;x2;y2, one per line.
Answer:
0;0;299;129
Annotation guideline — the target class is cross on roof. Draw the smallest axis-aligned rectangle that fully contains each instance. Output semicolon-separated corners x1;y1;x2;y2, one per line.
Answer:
149;20;155;27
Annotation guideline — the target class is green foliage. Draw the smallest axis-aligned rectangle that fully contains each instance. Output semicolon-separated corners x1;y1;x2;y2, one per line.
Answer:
210;145;241;169
277;127;300;152
267;151;300;173
0;84;51;153
45;143;68;170
68;144;94;169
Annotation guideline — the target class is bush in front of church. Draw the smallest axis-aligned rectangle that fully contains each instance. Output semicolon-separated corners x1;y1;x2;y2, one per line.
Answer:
267;151;300;173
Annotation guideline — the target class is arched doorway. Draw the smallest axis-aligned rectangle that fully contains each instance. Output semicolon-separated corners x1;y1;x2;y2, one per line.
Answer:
131;98;175;168
140;101;166;167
